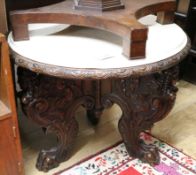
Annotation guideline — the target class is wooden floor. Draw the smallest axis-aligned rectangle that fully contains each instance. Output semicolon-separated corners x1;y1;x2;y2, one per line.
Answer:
18;80;196;175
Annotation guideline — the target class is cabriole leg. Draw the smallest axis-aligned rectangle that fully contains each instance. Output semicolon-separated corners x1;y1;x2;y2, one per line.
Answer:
102;66;178;165
17;67;95;171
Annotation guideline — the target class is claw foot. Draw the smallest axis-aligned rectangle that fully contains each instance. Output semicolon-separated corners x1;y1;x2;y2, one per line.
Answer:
139;140;160;166
125;140;160;166
36;149;60;172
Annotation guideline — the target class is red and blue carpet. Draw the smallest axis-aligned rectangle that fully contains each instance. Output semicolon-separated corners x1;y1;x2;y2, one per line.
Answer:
55;133;196;175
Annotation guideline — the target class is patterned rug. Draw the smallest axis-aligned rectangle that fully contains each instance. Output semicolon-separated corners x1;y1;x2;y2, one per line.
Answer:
55;133;196;175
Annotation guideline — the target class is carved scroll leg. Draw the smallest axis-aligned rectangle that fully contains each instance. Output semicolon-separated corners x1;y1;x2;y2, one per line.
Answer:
18;68;84;172
36;117;79;172
102;94;160;166
103;76;170;166
118;114;159;166
101;67;179;166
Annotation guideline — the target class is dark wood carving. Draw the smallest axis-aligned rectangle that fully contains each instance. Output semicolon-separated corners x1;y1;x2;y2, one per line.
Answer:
102;66;179;165
9;0;176;59
17;67;96;172
18;65;179;171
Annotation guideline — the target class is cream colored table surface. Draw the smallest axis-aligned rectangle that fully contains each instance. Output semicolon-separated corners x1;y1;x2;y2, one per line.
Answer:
8;15;189;79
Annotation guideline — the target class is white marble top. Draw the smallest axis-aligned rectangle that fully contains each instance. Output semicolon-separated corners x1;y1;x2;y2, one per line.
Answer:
8;24;187;70
28;23;70;36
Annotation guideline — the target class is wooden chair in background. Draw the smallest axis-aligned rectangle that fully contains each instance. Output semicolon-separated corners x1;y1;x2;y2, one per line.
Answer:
175;0;196;83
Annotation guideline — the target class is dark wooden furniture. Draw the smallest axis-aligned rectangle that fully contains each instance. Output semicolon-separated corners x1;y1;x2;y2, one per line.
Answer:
175;0;190;27
175;0;196;83
8;22;190;172
183;0;196;83
0;33;24;175
9;0;176;59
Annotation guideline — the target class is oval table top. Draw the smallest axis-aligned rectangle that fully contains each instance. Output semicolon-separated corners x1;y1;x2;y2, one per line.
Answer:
8;20;190;79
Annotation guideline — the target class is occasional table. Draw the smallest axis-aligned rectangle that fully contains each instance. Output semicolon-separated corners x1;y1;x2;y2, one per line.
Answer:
8;21;190;172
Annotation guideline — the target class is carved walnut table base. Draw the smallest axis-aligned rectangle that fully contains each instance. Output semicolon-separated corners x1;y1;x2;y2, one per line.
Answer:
18;66;178;172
